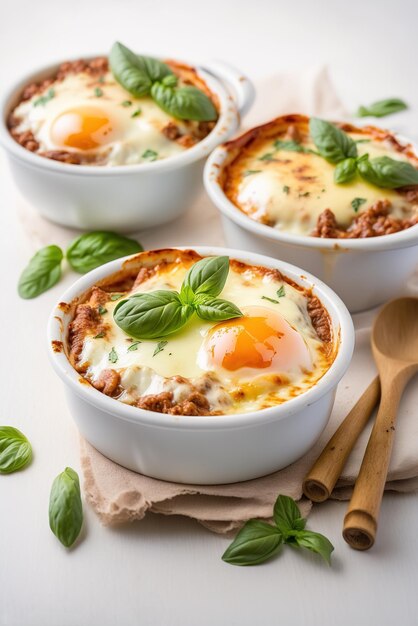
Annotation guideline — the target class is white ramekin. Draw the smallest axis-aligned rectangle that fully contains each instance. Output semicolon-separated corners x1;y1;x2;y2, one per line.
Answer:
47;246;354;485
0;58;255;232
204;140;418;313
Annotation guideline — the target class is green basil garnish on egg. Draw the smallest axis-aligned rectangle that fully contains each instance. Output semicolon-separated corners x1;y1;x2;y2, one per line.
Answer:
109;41;217;122
334;157;357;184
114;256;243;340
33;88;55;107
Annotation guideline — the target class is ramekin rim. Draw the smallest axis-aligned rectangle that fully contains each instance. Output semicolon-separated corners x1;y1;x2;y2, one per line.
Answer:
47;246;355;430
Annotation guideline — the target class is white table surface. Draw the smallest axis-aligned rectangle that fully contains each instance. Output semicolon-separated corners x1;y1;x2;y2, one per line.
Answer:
1;1;418;624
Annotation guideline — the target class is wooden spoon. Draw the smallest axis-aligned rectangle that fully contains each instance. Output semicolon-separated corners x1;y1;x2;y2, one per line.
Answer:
343;297;418;550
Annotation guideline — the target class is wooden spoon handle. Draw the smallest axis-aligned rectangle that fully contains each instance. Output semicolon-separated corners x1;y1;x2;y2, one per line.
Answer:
343;376;405;550
303;377;380;502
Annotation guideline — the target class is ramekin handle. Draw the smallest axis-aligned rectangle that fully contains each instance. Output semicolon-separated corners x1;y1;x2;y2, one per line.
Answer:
201;60;255;117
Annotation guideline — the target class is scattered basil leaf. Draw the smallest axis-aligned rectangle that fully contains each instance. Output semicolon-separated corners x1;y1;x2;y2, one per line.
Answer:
110;293;123;301
66;231;143;274
142;149;158;161
309;118;357;163
153;340;168;356
291;530;334;564
49;467;83;548
222;520;283;566
277;285;285;298
18;245;63;299
108;347;118;363
0;426;32;474
114;291;193;340
357;155;418;188
131;108;142;118
98;305;107;315
283;185;290;194
93;332;105;339
356;98;408;118
261;295;279;304
151;82;217;121
94;87;103;97
334;157;357;184
351;197;367;212
183;256;230;298
33;88;55;107
243;170;261;177
194;295;243;322
122;100;132;107
273;495;306;534
127;341;141;351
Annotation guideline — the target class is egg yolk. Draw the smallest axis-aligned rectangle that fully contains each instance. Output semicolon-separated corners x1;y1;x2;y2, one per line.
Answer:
50;107;115;150
202;306;312;374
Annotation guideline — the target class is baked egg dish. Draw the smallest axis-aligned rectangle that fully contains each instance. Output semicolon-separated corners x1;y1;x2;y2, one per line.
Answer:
8;49;218;166
222;114;418;238
66;249;336;416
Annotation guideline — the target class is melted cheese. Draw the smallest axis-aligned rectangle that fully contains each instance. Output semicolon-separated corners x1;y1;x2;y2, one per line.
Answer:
225;129;417;235
78;259;333;414
12;71;206;165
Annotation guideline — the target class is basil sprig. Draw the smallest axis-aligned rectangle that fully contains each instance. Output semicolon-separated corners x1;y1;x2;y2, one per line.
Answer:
66;231;143;273
0;426;32;474
356;98;408;118
18;245;63;299
309;118;358;163
110;42;217;122
222;495;334;566
49;467;83;548
18;231;143;299
114;256;242;340
357;155;418;188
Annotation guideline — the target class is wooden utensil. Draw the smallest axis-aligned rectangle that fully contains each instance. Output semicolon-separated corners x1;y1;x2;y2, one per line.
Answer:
303;376;380;502
343;297;418;550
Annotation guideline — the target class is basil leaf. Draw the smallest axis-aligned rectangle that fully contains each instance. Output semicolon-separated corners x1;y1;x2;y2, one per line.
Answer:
151;82;217;121
273;495;306;534
292;530;334;564
109;42;152;97
18;245;63;299
195;296;243;322
114;290;193;340
356;98;408;118
179;283;195;305
66;231;143;274
153;340;168;356
334;157;357;184
274;139;317;155
309;118;357;163
222;520;283;566
49;467;83;548
0;426;32;474
183;256;229;298
357;155;418;188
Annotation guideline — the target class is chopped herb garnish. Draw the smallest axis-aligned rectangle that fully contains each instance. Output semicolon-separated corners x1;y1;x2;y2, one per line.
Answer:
262;295;279;304
351;197;367;212
259;152;275;161
355;139;371;144
131;108;142;118
142;149;158;161
277;285;285;298
108;347;118;363
273;139;317;155
94;87;103;97
127;341;141;352
98;305;107;315
243;170;261;177
153;340;168;356
110;293;123;301
122;100;132;107
321;188;326;192
97;76;105;84
33;88;55;107
298;192;310;198
283;185;290;194
93;331;105;339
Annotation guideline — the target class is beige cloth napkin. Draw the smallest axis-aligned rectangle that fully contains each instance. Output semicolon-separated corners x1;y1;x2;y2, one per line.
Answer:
16;67;418;533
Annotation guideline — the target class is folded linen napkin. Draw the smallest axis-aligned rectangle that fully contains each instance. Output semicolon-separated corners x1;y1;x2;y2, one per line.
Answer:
16;67;418;533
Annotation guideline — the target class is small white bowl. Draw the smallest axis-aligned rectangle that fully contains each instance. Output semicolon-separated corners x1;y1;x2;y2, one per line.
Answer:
0;58;255;232
47;246;354;485
204;133;418;313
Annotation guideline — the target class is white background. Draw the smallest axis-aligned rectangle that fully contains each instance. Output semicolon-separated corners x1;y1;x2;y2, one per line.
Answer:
1;1;418;625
